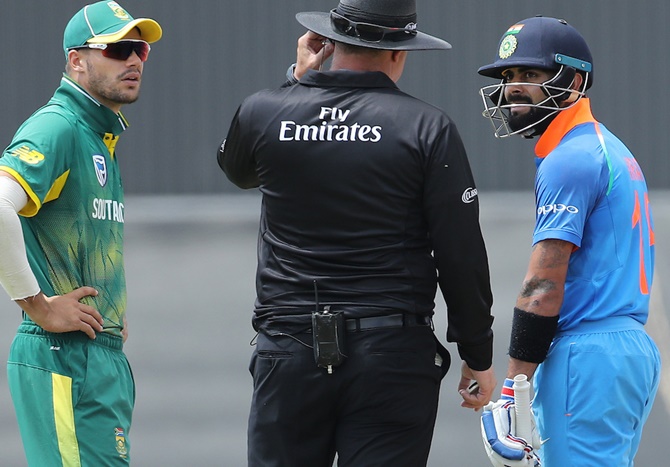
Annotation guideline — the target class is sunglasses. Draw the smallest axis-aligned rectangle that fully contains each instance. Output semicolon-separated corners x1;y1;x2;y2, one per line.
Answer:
70;40;151;62
329;9;417;43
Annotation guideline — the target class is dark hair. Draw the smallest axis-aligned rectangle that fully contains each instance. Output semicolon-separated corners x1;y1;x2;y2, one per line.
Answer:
337;41;387;56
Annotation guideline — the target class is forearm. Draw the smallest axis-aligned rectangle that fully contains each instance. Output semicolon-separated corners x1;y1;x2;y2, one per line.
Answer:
516;239;571;316
438;200;494;370
0;176;40;300
506;357;539;380
516;282;564;317
506;239;572;370
442;254;494;371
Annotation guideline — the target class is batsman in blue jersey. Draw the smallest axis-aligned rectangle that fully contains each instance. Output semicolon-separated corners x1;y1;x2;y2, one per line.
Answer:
474;16;661;467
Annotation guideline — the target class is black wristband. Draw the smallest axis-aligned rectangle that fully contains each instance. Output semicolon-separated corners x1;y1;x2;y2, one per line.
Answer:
508;307;559;363
285;63;299;85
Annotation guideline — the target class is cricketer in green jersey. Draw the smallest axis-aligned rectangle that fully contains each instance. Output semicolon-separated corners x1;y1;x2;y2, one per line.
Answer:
0;2;161;465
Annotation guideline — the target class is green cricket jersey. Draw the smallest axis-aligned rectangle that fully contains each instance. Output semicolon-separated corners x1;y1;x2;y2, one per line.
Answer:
0;75;129;337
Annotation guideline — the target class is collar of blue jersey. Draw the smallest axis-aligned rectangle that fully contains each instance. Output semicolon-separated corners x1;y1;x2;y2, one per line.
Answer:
299;69;399;89
535;98;596;158
51;75;129;136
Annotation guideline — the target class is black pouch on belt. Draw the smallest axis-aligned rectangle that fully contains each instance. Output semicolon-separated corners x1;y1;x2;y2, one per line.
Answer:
312;307;346;373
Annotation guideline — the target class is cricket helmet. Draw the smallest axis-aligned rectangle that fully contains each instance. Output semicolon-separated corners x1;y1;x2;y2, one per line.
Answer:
477;16;593;138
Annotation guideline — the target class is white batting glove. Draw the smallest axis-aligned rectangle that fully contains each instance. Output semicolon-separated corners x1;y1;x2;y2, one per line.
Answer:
480;379;542;467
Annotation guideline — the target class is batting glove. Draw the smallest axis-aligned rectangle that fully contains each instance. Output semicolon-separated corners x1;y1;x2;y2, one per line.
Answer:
480;379;542;467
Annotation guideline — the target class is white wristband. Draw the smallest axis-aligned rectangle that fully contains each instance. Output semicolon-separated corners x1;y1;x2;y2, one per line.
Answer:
0;176;40;300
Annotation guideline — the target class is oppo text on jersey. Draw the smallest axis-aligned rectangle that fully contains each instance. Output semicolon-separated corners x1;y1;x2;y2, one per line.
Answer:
537;203;579;215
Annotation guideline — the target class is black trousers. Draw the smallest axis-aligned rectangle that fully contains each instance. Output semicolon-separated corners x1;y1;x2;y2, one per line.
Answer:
247;325;447;467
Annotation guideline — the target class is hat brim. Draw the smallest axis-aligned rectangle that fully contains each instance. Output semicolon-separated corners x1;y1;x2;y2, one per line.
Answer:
477;58;561;80
296;12;451;51
87;18;163;45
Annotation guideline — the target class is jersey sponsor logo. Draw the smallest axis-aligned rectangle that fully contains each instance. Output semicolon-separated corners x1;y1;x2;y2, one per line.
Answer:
462;187;478;203
9;145;45;165
537;203;579;215
278;106;382;143
92;198;124;223
93;155;107;187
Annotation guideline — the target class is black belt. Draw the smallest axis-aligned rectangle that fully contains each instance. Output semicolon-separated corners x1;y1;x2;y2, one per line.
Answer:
345;313;430;332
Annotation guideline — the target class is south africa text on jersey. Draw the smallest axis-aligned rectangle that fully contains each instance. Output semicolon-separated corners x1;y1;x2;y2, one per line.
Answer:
92;198;124;223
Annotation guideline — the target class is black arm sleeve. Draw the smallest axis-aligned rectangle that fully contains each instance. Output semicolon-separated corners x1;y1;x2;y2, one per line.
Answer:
217;105;260;189
424;120;494;371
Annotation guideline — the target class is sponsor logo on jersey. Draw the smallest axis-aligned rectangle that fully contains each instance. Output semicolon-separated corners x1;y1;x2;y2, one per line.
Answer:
278;106;382;143
537;203;579;215
93;155;107;187
92;198;124;223
462;187;478;203
9;146;45;165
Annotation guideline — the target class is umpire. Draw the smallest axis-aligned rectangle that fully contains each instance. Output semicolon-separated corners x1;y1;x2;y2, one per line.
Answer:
218;0;496;465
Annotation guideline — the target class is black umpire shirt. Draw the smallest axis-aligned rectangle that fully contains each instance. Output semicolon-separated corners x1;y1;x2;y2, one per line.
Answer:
219;69;493;370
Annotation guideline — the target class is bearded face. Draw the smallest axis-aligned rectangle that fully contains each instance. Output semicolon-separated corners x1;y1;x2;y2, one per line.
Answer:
506;94;557;136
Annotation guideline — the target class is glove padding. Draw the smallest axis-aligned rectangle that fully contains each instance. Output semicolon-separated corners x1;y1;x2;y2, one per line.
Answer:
480;398;542;467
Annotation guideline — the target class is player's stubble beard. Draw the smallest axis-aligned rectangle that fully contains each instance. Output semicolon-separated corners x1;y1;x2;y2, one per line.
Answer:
86;61;141;106
507;95;556;136
507;96;538;132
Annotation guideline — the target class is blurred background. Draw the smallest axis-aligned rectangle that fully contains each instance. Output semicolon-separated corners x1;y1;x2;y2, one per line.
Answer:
0;1;668;466
1;0;669;194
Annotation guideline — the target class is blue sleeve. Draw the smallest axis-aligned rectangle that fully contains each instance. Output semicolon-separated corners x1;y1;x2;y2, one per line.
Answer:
533;142;605;247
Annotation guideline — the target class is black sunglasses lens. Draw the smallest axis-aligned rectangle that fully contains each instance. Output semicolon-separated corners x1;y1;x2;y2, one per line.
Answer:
331;15;356;37
102;42;133;60
330;11;387;43
355;23;385;42
102;42;150;61
133;43;150;61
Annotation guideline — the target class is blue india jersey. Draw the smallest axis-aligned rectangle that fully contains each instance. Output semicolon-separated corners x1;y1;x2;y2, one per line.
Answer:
532;98;654;331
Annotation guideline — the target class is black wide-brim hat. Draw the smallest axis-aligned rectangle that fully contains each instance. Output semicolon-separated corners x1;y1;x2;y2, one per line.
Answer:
296;0;451;51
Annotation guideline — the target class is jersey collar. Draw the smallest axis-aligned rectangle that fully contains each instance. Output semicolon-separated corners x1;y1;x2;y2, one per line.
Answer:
299;69;399;89
534;98;596;158
53;75;129;136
